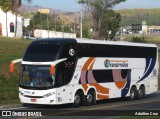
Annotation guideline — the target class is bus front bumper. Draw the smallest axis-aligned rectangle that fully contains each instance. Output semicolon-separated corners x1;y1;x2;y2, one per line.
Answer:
19;88;57;105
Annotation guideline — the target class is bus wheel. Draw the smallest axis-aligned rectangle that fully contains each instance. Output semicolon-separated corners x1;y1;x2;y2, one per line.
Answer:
129;87;136;101
137;86;145;100
73;92;82;107
83;90;95;106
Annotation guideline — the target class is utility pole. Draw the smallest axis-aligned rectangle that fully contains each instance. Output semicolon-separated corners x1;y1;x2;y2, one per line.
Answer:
74;12;76;34
120;27;123;41
53;12;57;38
40;13;42;38
39;9;50;38
80;12;83;39
69;24;71;38
62;19;64;38
32;15;35;36
47;13;49;38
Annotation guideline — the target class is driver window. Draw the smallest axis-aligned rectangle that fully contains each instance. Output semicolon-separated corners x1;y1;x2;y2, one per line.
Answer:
23;72;30;84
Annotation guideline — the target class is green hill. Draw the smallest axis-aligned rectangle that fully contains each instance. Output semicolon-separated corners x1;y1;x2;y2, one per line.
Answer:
116;8;160;26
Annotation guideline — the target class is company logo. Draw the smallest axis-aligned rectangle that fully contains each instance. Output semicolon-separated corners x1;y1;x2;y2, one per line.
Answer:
1;111;42;117
104;59;128;68
69;49;75;56
23;90;32;95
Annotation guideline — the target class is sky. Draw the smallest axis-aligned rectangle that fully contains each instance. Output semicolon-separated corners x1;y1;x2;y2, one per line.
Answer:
25;0;160;12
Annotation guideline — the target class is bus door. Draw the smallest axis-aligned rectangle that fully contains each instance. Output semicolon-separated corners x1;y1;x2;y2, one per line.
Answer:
56;43;77;104
55;59;77;104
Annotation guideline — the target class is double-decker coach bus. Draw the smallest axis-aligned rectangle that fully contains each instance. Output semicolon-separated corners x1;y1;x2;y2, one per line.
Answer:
10;38;158;106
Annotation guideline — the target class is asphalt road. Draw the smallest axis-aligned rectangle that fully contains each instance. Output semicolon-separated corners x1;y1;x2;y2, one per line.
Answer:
1;91;160;118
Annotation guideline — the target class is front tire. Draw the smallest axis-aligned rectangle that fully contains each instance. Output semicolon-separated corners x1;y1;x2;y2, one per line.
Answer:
73;92;82;107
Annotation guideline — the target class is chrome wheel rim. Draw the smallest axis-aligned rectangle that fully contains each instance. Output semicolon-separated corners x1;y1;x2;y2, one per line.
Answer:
130;90;135;99
74;95;80;104
139;89;144;97
87;93;93;103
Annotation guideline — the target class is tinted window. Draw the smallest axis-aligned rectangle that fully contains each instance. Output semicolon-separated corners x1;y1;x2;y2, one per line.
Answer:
93;70;114;83
56;43;77;87
20;65;54;89
55;59;76;87
23;44;60;62
121;69;129;79
76;43;157;58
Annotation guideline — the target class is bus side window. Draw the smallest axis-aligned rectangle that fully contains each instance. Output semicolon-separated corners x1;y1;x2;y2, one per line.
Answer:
56;71;63;86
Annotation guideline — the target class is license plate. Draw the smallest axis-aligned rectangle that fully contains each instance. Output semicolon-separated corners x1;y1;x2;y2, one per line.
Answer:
31;99;37;102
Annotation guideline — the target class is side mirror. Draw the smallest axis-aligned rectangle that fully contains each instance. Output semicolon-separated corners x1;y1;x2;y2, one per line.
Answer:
50;65;55;76
9;59;22;73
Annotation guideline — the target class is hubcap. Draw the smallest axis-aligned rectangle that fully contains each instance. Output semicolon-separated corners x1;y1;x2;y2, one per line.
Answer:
74;95;80;104
139;89;143;96
131;90;135;98
87;93;93;102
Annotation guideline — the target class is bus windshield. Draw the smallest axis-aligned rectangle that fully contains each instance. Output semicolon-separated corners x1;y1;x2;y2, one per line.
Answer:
23;44;60;62
20;65;55;88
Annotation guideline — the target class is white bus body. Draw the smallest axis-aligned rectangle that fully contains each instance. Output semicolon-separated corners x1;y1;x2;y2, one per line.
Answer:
16;38;158;106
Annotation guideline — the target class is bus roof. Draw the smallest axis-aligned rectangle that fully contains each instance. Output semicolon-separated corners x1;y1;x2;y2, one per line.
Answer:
76;38;157;48
31;38;157;48
31;38;77;45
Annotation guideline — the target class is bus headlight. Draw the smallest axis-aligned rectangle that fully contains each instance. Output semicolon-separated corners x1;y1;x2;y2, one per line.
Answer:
43;92;55;98
19;91;25;97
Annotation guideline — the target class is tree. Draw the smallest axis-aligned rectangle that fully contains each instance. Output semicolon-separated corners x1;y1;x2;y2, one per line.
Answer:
10;0;32;37
10;0;22;37
0;0;12;37
100;10;121;40
78;0;126;40
27;12;74;34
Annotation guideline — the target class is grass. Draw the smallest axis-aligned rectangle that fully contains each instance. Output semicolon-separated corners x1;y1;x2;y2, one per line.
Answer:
0;37;31;105
120;34;160;46
0;35;160;106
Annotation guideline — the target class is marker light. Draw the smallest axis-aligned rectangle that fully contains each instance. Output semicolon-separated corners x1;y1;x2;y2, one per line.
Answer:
50;65;55;76
10;62;14;73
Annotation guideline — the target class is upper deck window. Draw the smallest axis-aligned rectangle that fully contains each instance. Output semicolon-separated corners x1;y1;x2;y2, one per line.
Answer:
23;44;60;62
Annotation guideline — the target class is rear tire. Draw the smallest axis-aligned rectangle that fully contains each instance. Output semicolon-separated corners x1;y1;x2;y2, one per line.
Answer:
137;86;145;100
83;90;96;106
